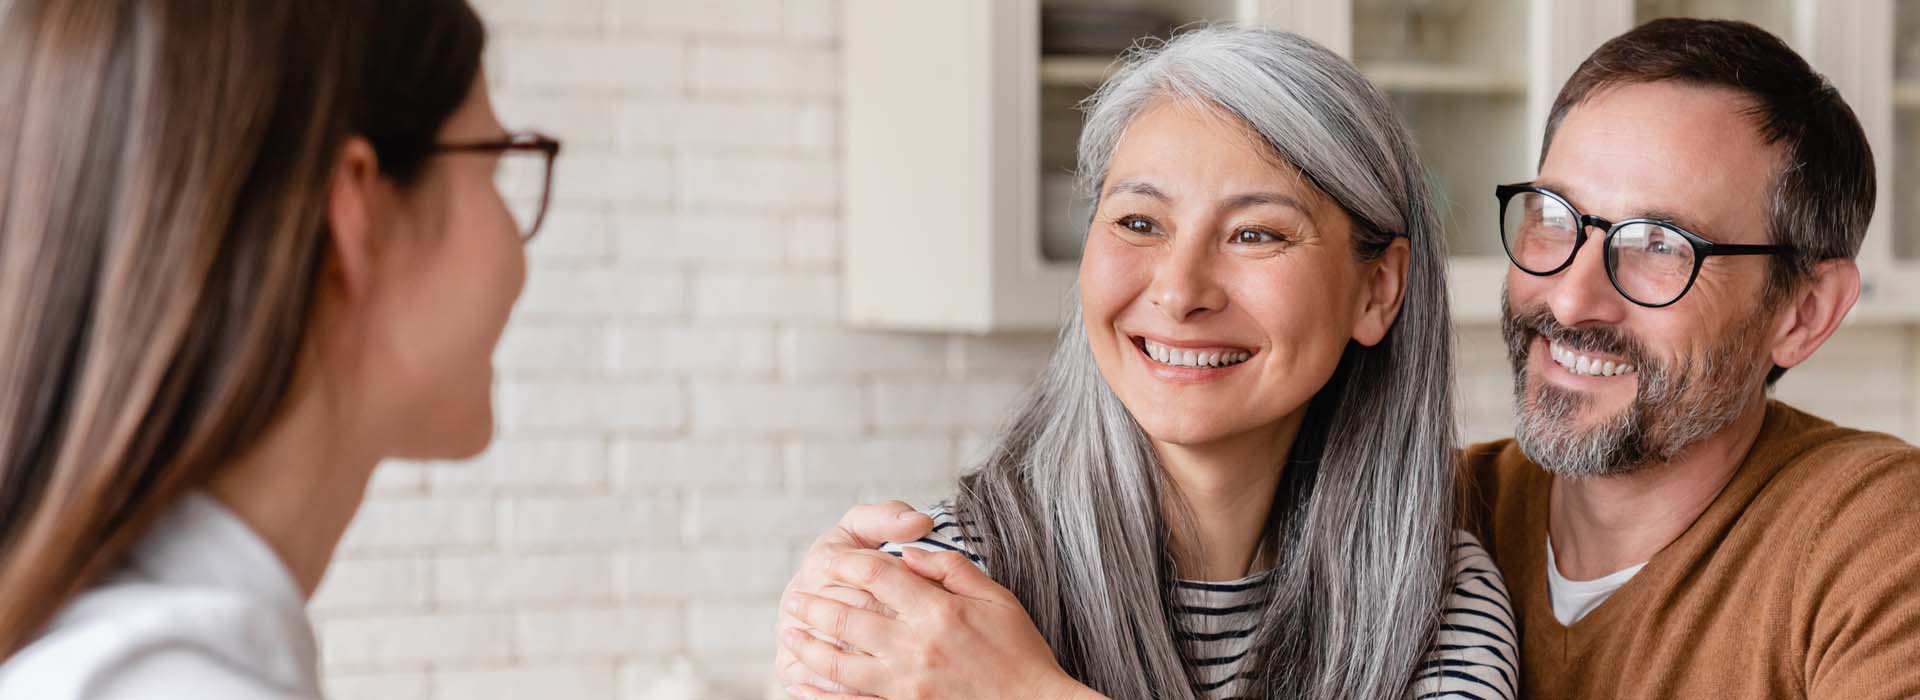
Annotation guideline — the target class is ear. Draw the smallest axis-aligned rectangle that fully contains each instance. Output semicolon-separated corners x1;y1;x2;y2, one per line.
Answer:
1351;237;1411;347
324;137;383;302
1767;258;1860;373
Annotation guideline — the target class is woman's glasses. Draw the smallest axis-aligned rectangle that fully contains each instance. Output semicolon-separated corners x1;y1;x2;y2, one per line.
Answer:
434;131;562;241
1496;183;1794;308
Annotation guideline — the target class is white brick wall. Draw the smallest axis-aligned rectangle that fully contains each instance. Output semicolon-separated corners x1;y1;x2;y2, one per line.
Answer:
313;2;1920;698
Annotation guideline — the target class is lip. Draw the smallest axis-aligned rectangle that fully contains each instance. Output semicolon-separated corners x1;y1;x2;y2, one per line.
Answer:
1129;334;1256;384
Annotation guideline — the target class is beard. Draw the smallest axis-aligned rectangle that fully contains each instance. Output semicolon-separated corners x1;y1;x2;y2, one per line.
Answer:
1499;293;1771;478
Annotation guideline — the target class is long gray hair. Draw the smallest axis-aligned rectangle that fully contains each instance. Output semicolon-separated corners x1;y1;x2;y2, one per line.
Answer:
953;26;1456;699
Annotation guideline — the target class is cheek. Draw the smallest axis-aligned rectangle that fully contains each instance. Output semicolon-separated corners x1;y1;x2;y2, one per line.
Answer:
437;209;525;354
1507;266;1547;303
382;197;525;394
1232;265;1357;378
1077;236;1150;325
1648;310;1723;368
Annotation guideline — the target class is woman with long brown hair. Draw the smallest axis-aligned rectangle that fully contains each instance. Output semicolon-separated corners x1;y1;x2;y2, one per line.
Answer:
0;0;558;696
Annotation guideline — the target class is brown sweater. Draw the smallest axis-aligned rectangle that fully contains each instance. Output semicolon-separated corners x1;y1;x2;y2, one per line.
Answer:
1462;401;1920;699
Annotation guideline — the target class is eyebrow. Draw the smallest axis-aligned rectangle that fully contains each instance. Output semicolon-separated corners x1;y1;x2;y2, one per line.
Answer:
1527;180;1707;234
1104;179;1312;216
1105;179;1171;203
1219;191;1310;215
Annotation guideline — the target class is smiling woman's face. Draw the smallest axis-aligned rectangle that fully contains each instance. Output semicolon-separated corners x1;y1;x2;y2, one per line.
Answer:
1080;99;1401;451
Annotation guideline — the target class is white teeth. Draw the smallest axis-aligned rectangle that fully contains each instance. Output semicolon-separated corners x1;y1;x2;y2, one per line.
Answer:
1547;339;1636;378
1141;340;1253;369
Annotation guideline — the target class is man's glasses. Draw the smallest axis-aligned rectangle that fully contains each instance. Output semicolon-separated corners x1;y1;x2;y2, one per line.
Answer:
434;131;562;241
1496;184;1793;308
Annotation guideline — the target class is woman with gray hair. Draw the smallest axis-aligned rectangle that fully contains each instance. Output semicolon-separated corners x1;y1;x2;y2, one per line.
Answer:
778;26;1514;700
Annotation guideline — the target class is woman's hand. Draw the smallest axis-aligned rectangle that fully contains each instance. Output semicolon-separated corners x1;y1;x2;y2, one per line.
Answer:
774;502;935;696
780;548;1107;700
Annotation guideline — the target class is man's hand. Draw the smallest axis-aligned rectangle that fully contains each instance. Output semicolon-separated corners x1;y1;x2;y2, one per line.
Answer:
774;501;934;697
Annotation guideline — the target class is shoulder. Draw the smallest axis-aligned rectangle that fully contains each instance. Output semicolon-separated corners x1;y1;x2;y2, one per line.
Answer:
1760;401;1920;490
1772;411;1920;493
1750;406;1920;700
0;580;317;700
1753;404;1920;546
1411;530;1518;700
1457;438;1533;500
1456;438;1546;559
878;502;987;573
1442;531;1514;634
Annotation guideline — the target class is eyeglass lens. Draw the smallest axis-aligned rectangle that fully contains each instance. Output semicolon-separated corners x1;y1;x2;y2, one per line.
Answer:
1500;191;1699;306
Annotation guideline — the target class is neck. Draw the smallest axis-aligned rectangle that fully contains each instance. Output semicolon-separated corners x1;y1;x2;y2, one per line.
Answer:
205;380;379;599
1548;396;1769;580
1156;413;1303;582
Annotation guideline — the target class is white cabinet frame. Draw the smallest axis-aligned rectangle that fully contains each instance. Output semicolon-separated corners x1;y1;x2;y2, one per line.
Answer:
842;0;1920;331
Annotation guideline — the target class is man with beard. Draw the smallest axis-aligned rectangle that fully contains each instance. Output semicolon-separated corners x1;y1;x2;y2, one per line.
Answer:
773;18;1919;699
1461;17;1920;699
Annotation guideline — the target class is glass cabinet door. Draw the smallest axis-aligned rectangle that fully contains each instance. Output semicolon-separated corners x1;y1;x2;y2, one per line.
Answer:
1634;0;1798;42
1352;0;1532;259
1035;0;1248;264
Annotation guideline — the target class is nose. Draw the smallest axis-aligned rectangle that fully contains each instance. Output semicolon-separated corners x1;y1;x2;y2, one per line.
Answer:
1146;240;1227;323
1544;227;1629;328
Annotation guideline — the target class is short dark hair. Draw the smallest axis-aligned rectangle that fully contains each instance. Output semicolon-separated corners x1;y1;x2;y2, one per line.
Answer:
1540;17;1876;384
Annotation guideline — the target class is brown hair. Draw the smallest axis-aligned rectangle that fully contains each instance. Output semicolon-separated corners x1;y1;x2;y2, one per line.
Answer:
0;0;483;655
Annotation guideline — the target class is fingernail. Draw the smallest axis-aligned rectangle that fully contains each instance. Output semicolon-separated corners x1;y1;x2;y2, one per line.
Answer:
897;511;923;521
784;596;802;614
784;686;810;700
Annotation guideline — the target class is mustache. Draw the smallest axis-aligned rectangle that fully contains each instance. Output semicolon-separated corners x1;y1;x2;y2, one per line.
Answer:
1501;303;1651;369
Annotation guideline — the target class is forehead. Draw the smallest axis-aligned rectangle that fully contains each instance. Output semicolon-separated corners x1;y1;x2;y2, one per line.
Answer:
1540;81;1779;242
1106;99;1313;199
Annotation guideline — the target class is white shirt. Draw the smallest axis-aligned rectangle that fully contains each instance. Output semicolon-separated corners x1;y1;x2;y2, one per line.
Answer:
1545;538;1646;626
0;492;321;700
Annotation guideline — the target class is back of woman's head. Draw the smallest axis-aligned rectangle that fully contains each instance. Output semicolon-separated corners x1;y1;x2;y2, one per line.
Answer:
0;0;483;655
959;25;1456;699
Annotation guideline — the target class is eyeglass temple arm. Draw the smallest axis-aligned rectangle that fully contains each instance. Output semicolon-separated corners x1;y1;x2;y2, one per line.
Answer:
1700;243;1794;256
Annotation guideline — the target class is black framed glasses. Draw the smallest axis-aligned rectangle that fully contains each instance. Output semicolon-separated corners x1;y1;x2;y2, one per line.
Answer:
1496;183;1793;308
434;131;562;241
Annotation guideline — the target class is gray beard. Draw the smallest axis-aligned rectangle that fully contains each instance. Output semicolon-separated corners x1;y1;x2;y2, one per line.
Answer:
1501;298;1768;479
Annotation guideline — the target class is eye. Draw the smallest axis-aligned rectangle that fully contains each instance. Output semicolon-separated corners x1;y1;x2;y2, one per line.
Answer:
1644;229;1682;255
1115;215;1158;236
1230;228;1285;245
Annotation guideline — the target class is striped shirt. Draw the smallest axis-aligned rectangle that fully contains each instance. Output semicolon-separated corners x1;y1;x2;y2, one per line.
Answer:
882;504;1517;700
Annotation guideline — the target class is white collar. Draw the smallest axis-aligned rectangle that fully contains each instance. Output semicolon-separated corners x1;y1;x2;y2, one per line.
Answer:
126;492;308;615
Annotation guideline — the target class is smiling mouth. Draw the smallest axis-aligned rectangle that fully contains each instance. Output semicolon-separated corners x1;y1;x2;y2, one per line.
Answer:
1135;337;1255;369
1547;338;1637;378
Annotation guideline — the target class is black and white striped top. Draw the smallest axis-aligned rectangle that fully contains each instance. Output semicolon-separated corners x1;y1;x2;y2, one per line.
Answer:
882;505;1517;700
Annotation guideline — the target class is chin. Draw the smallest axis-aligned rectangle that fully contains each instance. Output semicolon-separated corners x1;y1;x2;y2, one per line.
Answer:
432;372;499;459
404;404;496;461
448;406;498;459
1134;413;1241;448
